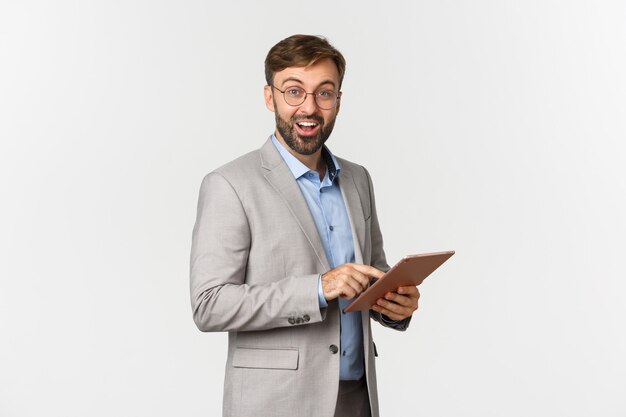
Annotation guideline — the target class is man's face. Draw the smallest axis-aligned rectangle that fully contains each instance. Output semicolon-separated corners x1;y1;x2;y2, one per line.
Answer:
264;58;341;156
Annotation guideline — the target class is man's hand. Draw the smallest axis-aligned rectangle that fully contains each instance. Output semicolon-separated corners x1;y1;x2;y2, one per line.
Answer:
370;285;420;321
321;263;384;301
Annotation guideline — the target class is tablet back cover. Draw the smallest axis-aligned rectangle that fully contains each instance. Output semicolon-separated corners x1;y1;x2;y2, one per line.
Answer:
343;250;455;313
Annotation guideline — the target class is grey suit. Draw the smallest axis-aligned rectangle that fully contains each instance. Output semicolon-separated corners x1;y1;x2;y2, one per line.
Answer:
190;137;409;417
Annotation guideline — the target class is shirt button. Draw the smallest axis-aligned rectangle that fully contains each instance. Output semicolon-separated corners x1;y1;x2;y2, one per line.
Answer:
329;226;334;231
329;344;339;354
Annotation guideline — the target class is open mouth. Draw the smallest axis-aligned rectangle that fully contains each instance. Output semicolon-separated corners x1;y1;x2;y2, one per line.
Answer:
295;120;320;135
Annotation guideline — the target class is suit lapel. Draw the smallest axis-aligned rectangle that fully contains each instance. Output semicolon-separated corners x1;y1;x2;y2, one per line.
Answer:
260;138;331;271
337;164;366;264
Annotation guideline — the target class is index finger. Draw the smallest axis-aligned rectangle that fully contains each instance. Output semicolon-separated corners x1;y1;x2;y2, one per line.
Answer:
350;264;385;280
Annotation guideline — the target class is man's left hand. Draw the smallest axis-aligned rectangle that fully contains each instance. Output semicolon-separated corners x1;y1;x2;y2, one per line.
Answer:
370;285;420;321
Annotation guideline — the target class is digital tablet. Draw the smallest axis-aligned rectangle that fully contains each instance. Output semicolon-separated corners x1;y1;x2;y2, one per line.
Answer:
343;250;455;313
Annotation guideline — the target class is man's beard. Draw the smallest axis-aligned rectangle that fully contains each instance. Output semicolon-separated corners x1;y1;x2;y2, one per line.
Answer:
275;112;336;156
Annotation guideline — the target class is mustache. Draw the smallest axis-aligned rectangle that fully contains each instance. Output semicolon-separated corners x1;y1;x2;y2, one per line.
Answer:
292;114;324;124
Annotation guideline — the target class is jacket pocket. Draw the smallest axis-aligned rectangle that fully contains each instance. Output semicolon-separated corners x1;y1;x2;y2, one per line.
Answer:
232;347;299;370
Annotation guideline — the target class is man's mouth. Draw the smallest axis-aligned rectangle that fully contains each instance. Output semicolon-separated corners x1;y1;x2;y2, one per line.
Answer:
295;120;320;135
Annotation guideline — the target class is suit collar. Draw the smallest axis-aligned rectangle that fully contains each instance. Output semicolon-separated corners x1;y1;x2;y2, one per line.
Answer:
260;136;367;269
260;136;331;271
336;163;366;263
260;136;284;171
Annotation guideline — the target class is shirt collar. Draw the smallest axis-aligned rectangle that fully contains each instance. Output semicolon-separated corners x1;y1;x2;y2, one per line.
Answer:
271;134;341;182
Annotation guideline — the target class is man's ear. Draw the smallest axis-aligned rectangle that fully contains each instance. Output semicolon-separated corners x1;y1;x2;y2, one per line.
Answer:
335;93;341;115
264;85;275;112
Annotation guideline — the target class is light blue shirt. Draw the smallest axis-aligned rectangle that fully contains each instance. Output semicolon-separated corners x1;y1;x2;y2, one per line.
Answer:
271;135;365;380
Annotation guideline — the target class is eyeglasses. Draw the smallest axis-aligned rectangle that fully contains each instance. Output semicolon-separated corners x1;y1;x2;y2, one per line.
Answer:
271;85;341;110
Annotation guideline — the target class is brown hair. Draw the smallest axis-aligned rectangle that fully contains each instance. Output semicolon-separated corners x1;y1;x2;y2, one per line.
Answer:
265;34;346;89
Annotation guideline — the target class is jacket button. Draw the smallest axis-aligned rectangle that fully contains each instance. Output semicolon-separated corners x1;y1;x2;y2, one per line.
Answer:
288;317;296;325
303;314;310;322
296;317;304;324
329;344;339;354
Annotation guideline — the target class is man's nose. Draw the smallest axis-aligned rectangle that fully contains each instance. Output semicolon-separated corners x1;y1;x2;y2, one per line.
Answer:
298;92;319;113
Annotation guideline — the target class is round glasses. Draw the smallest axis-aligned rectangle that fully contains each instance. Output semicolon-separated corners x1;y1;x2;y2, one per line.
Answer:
272;85;341;110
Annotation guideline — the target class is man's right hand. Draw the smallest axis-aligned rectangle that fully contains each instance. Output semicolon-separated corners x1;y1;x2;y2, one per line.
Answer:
321;263;385;301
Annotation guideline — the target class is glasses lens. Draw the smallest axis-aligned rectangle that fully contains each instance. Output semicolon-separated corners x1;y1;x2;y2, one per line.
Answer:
315;90;337;110
283;87;306;106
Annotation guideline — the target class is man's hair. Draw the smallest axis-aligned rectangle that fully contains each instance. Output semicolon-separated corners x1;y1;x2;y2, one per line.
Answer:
264;34;346;89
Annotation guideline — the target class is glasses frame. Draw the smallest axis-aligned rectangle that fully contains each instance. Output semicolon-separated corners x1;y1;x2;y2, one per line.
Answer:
271;85;341;110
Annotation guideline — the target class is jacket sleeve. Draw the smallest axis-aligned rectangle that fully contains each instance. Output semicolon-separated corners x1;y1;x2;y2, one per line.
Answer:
362;167;412;331
189;172;324;333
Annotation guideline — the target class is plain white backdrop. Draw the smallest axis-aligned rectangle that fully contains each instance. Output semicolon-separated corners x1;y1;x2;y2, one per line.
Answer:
1;1;625;416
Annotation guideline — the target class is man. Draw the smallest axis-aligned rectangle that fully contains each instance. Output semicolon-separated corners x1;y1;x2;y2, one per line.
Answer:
190;34;420;417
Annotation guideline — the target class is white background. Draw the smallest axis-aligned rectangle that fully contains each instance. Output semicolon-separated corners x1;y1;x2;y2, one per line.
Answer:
1;1;625;416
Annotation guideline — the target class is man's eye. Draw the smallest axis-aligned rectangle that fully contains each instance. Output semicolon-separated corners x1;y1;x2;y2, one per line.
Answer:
318;90;334;98
287;88;302;96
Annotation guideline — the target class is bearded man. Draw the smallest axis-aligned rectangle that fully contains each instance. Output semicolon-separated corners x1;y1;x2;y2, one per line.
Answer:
190;34;420;417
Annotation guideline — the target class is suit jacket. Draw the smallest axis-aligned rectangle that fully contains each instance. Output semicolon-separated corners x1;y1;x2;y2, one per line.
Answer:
190;137;410;417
